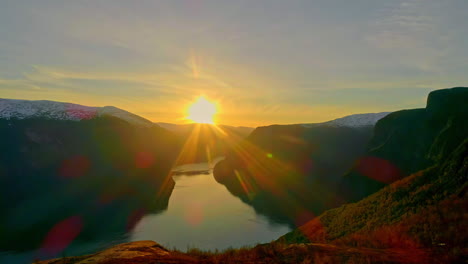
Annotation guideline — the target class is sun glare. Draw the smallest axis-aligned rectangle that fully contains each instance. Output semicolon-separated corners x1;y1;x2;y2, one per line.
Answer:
186;96;218;124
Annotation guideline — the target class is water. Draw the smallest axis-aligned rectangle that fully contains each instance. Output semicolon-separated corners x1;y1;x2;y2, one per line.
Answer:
130;160;291;250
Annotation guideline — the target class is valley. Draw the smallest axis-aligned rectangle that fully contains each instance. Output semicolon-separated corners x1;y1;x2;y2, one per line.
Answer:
0;87;466;264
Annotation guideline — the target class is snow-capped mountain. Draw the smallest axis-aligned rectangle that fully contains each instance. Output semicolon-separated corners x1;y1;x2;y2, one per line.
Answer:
302;112;390;128
0;98;154;127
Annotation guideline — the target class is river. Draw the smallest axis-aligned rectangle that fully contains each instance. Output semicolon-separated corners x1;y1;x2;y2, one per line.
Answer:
131;159;291;250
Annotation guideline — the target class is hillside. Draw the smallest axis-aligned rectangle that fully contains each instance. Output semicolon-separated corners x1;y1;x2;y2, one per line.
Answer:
213;113;387;226
278;137;467;263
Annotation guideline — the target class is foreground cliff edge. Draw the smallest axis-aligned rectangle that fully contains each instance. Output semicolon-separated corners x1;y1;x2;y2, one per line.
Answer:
33;240;432;264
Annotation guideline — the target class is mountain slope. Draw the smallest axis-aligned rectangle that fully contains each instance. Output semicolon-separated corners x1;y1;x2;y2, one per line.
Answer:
279;137;467;263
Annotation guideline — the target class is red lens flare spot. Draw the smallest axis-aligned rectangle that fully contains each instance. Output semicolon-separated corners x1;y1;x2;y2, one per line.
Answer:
135;151;155;169
59;155;91;178
356;156;402;184
39;216;83;257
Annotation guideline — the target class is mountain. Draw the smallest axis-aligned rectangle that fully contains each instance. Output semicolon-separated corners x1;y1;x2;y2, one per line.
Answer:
213;112;388;226
341;87;468;201
157;122;254;164
0;99;179;253
301;112;390;128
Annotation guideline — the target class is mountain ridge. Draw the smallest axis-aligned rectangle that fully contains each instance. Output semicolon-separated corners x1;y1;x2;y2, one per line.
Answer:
0;98;154;127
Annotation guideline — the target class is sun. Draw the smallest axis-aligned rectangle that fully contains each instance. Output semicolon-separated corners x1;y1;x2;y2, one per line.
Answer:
186;96;218;124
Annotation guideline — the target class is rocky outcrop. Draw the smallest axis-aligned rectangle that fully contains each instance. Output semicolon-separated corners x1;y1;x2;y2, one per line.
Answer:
341;87;468;201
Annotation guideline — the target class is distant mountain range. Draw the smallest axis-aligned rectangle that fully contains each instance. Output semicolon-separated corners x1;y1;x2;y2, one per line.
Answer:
157;122;254;137
155;122;254;164
301;112;390;128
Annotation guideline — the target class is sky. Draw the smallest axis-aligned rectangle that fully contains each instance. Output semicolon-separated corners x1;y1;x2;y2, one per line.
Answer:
0;0;467;127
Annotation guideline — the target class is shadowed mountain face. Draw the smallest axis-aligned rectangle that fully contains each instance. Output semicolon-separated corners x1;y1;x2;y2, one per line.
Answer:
213;122;376;227
341;87;468;201
0;116;179;254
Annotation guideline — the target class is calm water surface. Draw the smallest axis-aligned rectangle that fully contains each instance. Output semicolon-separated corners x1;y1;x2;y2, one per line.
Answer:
131;160;291;250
